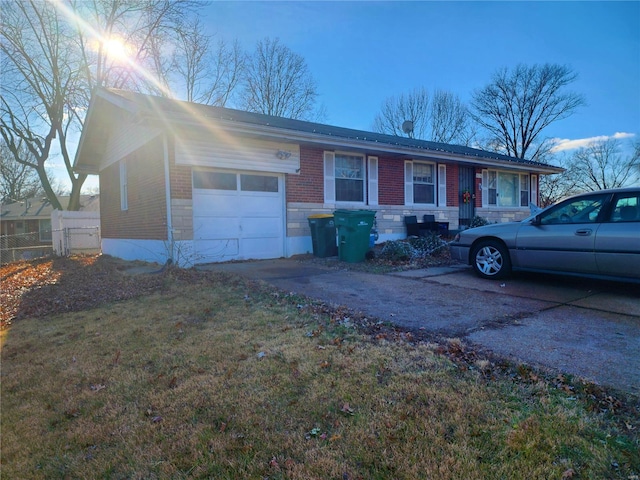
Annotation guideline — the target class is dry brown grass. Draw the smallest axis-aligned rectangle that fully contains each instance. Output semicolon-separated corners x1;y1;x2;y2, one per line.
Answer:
1;259;638;479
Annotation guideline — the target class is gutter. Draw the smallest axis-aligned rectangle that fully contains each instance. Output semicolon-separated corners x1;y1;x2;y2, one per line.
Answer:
162;134;174;263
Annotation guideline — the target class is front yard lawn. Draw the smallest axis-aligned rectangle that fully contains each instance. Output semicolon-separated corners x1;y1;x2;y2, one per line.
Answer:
1;256;638;479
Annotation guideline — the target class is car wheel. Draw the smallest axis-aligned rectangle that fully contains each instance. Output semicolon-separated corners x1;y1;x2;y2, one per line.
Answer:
471;240;511;279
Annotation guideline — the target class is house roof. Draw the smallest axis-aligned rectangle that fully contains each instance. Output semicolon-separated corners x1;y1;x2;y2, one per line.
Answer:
0;195;100;221
74;88;564;175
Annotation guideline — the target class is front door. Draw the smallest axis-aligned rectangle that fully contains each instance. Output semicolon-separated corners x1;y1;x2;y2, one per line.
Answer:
458;166;475;228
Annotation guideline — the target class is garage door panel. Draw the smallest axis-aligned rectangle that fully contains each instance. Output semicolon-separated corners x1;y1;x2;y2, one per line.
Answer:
192;171;284;262
241;238;282;259
241;216;281;237
195;239;239;261
195;216;240;240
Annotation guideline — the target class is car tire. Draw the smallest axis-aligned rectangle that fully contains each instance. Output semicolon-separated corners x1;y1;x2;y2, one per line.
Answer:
471;240;511;279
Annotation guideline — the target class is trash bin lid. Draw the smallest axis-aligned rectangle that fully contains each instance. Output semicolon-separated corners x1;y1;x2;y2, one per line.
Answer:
308;214;334;218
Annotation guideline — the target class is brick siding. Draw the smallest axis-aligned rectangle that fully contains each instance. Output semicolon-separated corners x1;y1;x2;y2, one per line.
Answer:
286;146;324;203
100;135;168;240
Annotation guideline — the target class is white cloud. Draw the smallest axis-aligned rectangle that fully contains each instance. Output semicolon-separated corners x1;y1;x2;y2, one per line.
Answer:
550;132;636;152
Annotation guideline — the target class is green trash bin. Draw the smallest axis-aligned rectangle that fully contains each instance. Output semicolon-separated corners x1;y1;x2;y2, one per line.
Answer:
333;209;376;263
308;214;338;258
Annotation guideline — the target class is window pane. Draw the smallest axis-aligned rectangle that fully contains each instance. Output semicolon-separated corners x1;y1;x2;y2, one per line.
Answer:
40;219;52;242
336;178;363;202
488;171;497;205
611;194;639;222
413;163;433;183
241;174;278;192
520;175;530;207
193;171;236;190
335;154;363;179
541;196;605;225
498;172;518;207
414;184;435;204
335;154;363;202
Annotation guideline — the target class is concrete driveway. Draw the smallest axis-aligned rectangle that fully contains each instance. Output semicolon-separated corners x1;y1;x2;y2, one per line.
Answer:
204;259;640;396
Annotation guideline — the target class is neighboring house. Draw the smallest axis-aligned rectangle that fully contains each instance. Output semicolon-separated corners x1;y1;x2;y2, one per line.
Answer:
73;88;563;266
1;195;100;237
0;195;100;261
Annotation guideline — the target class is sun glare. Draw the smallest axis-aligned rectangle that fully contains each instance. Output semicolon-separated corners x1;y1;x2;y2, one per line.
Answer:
102;37;131;63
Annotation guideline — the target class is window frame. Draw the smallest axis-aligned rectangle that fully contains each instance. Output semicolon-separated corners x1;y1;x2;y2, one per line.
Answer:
333;152;366;204
412;161;436;205
483;169;532;208
39;219;52;242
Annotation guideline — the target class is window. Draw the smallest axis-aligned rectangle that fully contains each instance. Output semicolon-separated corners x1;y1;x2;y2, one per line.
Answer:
334;153;364;202
39;219;52;242
520;175;530;207
413;162;435;204
120;160;128;211
240;174;278;192
483;170;530;208
540;195;605;225
610;194;639;222
193;170;236;190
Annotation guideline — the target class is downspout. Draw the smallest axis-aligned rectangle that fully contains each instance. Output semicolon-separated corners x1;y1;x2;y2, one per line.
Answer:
163;134;174;263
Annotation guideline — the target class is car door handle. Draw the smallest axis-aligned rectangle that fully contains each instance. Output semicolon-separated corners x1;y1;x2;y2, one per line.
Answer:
575;229;592;236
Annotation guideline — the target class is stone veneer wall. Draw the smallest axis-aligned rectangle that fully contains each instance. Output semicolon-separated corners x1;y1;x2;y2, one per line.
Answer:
287;202;459;239
171;198;193;241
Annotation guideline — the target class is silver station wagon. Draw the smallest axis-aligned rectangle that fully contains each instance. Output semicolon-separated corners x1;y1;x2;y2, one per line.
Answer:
450;187;640;283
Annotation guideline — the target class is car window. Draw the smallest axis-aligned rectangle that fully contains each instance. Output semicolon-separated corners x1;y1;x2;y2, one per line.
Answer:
610;194;639;222
540;195;606;225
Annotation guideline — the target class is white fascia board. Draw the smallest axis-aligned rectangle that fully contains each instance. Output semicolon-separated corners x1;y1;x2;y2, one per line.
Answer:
140;113;564;175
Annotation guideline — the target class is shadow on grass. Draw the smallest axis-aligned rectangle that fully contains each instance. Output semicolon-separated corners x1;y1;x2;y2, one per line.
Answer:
0;255;166;329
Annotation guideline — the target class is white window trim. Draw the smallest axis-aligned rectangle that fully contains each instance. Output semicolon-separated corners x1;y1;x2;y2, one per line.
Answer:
405;160;437;206
324;151;366;205
120;159;128;211
438;164;447;207
367;156;378;206
531;174;538;206
482;169;532;208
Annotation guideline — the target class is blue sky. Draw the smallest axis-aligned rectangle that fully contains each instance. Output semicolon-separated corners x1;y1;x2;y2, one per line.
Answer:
204;1;640;153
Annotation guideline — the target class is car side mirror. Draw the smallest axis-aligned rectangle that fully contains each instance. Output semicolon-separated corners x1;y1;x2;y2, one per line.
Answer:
530;215;542;226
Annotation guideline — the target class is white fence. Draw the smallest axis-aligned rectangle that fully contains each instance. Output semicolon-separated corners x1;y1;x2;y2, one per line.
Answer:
51;210;101;256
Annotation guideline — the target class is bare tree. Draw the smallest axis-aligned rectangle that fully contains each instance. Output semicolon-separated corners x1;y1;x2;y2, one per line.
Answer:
471;64;585;160
537;152;579;206
240;37;319;120
1;0;196;210
568;139;639;191
1;0;80;210
1;141;43;202
372;88;474;145
372;88;430;139
172;18;245;106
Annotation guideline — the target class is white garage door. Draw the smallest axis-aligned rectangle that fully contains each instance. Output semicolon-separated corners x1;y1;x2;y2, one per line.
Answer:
192;170;285;263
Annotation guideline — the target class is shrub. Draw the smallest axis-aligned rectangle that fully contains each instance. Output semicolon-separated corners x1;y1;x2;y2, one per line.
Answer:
378;240;419;261
408;233;448;256
470;216;490;228
378;233;448;263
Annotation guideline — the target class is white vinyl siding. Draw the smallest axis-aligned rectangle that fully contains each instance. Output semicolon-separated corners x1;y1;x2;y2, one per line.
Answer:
175;132;300;174
368;156;378;206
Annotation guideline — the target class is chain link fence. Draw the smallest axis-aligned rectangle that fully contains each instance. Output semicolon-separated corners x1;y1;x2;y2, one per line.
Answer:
1;226;101;264
0;232;53;264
